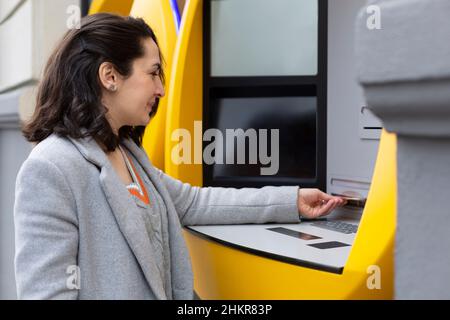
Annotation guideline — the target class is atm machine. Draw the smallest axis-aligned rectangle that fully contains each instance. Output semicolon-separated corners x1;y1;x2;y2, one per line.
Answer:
166;0;395;299
89;0;396;299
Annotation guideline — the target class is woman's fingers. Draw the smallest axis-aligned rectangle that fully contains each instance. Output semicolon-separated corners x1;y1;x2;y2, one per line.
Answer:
300;189;348;218
318;191;347;207
323;195;346;207
318;191;334;201
327;199;338;213
316;199;335;216
319;198;342;216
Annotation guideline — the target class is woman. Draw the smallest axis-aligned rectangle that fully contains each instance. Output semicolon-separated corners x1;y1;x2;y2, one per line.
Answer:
14;13;345;300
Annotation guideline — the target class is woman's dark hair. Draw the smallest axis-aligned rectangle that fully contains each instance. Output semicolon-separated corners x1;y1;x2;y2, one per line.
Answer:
22;13;165;151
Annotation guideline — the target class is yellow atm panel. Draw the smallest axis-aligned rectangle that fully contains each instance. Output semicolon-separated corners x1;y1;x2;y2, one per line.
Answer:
184;131;396;299
164;0;203;186
88;0;134;16
130;0;178;170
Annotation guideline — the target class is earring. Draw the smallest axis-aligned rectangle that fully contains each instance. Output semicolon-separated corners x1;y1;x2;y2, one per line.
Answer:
109;85;117;92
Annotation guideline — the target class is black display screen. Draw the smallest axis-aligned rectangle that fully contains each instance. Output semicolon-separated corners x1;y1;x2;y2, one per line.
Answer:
208;96;317;183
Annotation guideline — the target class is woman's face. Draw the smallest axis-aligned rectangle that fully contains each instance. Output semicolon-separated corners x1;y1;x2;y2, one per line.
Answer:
101;38;165;132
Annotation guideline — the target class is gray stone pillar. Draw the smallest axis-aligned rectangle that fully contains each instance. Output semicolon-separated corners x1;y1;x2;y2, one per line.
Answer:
355;0;450;299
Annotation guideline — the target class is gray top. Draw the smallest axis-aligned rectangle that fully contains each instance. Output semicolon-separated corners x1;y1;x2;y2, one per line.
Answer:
124;149;173;299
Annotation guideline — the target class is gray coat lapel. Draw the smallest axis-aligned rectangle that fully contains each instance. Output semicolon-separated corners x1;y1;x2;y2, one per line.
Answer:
67;136;167;300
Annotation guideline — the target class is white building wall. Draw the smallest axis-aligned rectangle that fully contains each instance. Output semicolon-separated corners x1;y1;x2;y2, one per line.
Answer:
0;0;81;299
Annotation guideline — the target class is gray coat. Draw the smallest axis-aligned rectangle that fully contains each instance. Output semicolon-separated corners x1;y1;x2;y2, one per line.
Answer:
14;133;300;299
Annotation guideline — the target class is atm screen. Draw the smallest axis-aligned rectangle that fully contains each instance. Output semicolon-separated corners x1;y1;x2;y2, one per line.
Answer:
205;96;317;187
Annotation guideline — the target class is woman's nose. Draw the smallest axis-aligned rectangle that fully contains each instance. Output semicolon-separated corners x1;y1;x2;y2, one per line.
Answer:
156;78;165;98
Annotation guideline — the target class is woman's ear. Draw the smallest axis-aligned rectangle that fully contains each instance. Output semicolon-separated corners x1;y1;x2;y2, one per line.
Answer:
98;62;119;92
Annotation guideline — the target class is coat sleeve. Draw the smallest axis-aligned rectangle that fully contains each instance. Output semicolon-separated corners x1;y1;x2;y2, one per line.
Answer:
155;169;301;226
14;157;79;300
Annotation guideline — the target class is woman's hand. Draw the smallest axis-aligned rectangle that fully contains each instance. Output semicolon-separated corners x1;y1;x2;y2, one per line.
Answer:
297;188;346;219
